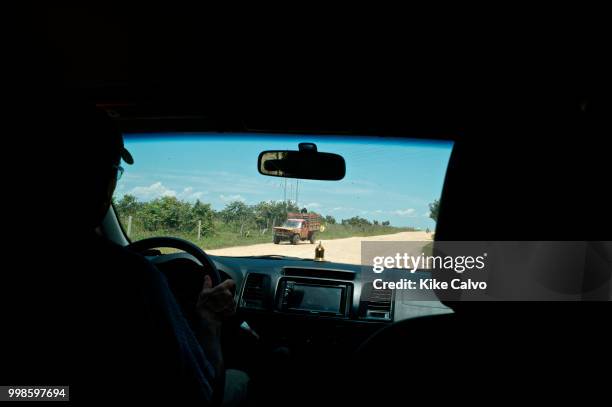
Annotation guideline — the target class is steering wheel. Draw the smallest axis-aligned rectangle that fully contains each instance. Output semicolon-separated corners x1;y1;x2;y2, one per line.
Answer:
127;237;248;344
126;236;222;287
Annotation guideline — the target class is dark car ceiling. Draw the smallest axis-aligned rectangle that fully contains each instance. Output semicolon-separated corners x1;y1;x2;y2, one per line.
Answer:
43;6;604;138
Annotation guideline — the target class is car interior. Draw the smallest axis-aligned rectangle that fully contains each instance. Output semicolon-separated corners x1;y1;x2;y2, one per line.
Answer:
4;6;610;405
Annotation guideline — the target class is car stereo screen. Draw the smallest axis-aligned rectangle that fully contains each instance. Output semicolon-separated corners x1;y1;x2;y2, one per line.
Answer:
288;285;343;313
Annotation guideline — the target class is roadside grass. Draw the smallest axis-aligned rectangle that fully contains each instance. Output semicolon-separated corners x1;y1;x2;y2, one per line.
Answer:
124;219;416;251
318;223;416;240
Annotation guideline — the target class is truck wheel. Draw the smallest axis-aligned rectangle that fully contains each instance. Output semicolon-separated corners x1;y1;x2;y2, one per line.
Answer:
309;232;316;244
291;234;300;245
273;235;280;244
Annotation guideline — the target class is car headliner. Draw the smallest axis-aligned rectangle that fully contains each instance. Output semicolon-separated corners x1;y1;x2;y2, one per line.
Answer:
45;7;600;141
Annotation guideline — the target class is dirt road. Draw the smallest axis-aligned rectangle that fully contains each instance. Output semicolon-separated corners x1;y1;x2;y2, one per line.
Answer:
208;231;433;264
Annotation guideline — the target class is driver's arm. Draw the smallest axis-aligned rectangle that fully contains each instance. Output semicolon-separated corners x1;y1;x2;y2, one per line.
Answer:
190;316;225;402
194;276;237;402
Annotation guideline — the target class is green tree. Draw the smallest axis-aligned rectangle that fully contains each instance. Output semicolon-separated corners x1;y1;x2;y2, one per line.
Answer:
324;215;336;225
220;201;252;223
191;199;215;236
220;200;254;235
382;220;390;226
341;216;372;227
253;201;273;229
115;194;141;216
429;199;440;222
140;196;193;232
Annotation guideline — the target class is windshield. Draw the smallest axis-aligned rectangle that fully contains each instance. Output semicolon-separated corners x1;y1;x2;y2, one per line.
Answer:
282;220;302;228
113;134;453;265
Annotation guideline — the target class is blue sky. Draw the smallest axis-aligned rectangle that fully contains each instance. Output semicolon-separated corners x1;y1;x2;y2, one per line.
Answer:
114;134;453;229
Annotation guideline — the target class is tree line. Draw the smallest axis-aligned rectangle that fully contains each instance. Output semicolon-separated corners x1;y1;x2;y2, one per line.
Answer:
113;194;398;237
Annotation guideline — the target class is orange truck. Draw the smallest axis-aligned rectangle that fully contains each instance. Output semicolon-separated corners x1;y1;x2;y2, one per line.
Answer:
273;212;321;244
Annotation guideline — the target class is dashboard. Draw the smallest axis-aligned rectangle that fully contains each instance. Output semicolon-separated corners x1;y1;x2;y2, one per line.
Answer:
211;255;453;323
150;252;452;324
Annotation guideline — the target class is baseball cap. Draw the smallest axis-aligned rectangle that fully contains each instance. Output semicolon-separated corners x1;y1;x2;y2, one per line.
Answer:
89;107;134;166
120;143;134;165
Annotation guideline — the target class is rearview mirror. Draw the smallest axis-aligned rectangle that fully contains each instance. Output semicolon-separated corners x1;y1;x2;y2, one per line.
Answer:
258;143;346;181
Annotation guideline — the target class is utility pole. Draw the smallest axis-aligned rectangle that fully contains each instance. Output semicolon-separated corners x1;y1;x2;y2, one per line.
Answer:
295;179;299;208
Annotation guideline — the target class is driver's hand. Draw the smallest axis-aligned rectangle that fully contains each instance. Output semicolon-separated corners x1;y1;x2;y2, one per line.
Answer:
196;275;236;328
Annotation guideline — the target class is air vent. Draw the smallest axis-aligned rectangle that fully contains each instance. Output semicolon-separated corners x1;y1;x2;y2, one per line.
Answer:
367;288;392;309
361;282;393;320
240;273;267;309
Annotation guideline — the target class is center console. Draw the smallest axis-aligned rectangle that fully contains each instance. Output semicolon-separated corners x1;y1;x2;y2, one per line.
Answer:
277;277;352;318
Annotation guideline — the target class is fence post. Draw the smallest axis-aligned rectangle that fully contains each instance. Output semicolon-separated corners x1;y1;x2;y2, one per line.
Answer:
127;215;132;237
198;220;202;240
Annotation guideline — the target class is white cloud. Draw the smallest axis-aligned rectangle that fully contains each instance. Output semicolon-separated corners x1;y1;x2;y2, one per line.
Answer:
178;187;206;201
220;194;245;202
130;182;176;200
393;208;416;217
304;202;321;209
